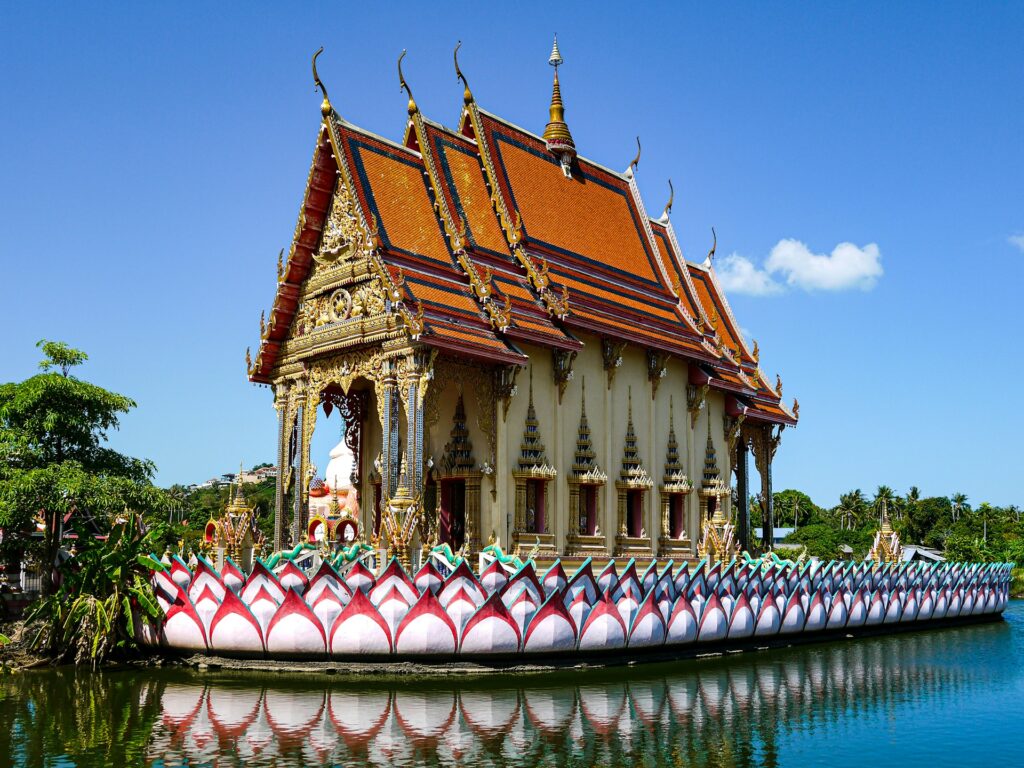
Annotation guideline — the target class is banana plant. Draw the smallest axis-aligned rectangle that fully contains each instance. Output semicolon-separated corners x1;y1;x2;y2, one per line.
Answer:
27;512;165;668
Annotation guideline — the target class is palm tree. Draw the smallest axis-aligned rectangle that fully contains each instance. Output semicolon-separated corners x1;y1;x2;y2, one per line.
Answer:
836;490;866;531
873;485;896;525
951;492;969;523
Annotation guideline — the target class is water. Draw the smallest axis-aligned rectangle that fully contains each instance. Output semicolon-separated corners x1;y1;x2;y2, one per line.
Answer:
2;602;1022;768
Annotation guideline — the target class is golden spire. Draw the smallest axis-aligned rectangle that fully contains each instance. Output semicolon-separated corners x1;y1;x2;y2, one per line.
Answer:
398;49;417;115
312;47;332;118
454;41;473;105
542;35;576;177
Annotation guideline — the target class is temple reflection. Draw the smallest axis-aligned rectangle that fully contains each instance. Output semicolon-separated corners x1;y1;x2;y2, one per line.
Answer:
134;628;982;768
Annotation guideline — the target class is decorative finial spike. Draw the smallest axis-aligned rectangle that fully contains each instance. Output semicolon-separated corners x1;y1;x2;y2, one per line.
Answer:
629;136;641;172
398;49;417;115
549;34;563;68
663;179;674;219
312;47;332;117
705;226;717;265
454;41;473;105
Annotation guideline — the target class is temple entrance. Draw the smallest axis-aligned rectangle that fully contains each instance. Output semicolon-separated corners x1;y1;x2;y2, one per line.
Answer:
706;494;717;522
626;490;643;537
578;486;597;536
440;479;467;549
525;479;546;534
668;495;685;538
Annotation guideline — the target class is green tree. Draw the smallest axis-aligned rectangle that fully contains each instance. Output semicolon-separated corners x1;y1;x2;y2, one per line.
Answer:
873;485;899;522
835;489;867;531
0;341;167;595
951;492;969;522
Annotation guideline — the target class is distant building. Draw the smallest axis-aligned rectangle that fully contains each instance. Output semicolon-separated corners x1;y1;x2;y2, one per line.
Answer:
753;527;795;547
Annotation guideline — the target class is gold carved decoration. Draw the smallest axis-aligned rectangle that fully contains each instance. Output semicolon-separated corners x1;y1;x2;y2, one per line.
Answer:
687;383;709;428
314;179;373;267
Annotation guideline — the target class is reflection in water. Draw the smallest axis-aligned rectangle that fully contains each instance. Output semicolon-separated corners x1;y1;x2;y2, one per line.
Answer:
1;607;1021;768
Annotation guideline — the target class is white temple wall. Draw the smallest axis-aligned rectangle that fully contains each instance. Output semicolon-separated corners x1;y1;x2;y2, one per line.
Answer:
483;337;734;557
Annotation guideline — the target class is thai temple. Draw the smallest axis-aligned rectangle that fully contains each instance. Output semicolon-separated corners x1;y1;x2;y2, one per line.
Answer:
142;40;1011;662
247;39;798;568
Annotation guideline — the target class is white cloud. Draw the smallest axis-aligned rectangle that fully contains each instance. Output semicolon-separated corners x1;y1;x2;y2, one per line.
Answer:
716;253;782;296
717;239;883;296
766;239;882;291
1009;234;1024;253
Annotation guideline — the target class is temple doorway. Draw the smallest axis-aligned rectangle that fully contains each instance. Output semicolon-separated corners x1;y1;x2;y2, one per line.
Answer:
626;490;643;537
441;479;467;549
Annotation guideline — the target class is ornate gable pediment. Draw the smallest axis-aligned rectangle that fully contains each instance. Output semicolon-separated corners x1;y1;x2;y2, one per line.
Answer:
270;178;408;375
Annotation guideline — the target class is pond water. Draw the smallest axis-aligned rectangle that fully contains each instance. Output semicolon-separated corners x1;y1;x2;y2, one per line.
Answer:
2;602;1022;767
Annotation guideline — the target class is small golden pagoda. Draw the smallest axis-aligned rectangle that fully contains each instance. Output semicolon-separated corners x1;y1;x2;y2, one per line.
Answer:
697;418;736;561
203;465;263;571
867;499;903;565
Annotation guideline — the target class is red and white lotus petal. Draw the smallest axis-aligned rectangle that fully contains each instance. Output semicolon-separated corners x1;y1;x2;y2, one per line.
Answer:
275;560;309;595
395;590;458;655
371;558;419;606
330;588;392;656
438;560;485;609
188;557;226;605
163;599;208;650
480;559;511;593
344;560;376;593
578;591;627;651
697;592;729;643
727;591;755;640
665;595;699;645
628;590;667;648
460;592;521;654
209;588;264;654
265;588;327;656
523;590;577;653
241;561;286;605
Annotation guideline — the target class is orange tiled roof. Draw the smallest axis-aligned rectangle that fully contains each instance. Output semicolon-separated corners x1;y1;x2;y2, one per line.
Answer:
251;83;795;427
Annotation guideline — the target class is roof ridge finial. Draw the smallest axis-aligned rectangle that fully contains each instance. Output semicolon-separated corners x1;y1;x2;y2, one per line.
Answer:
454;41;473;105
661;179;674;221
705;226;717;266
312;47;333;117
627;136;641;175
398;49;417;115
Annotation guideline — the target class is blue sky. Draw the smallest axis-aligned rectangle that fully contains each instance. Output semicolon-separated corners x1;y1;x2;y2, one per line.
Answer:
1;3;1022;507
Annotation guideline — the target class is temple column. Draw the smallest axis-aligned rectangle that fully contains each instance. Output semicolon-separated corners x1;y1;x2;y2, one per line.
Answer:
292;389;309;547
752;424;780;553
272;384;290;551
378;361;400;500
735;438;750;553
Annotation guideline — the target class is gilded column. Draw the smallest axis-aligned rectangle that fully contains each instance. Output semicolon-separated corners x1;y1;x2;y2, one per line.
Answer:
292;400;306;546
272;384;289;551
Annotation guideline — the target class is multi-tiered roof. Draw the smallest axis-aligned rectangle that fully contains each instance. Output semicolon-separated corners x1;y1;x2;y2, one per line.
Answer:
250;41;796;429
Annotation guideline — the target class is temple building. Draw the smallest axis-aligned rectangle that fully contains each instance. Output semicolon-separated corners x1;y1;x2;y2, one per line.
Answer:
248;39;797;566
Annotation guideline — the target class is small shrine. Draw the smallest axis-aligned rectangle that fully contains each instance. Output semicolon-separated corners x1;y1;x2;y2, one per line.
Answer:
307;438;361;546
867;499;903;565
203;468;263;571
697;419;737;561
